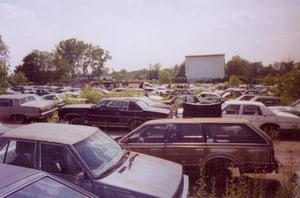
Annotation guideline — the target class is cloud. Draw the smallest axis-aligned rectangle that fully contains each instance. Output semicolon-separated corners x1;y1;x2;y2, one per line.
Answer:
0;3;36;24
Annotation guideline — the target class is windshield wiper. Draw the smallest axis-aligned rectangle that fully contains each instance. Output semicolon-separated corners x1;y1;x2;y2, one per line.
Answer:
128;153;139;170
98;151;129;178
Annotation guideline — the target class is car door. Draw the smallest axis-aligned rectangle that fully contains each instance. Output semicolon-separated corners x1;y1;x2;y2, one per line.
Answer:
164;123;206;169
204;123;271;173
120;124;167;159
222;104;241;118
40;142;93;192
239;104;265;128
88;100;122;127
0;139;36;169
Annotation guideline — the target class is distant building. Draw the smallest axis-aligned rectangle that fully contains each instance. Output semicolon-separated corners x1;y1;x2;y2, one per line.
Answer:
185;54;225;82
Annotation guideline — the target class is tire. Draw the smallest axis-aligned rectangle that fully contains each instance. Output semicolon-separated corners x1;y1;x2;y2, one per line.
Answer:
69;117;83;125
129;119;144;131
12;114;26;124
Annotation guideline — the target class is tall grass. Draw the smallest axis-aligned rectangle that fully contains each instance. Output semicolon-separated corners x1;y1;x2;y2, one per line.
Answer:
191;152;299;198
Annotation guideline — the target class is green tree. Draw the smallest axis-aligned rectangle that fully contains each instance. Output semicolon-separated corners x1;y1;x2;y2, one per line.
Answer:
55;38;111;79
0;36;9;93
226;55;249;77
277;66;300;100
245;62;263;83
9;72;28;86
174;63;187;83
15;50;56;85
159;69;172;84
227;75;242;87
148;63;161;80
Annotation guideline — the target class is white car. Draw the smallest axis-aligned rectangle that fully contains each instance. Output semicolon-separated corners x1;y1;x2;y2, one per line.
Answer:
268;99;300;117
222;100;300;132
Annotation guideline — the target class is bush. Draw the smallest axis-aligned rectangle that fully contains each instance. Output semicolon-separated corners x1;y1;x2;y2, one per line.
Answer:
80;88;105;104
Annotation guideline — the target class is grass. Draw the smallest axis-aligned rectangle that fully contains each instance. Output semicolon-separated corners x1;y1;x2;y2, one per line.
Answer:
190;152;299;198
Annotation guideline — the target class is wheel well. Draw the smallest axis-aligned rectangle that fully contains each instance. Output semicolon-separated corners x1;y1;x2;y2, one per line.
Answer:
128;117;145;124
260;123;280;129
203;156;242;175
128;118;145;130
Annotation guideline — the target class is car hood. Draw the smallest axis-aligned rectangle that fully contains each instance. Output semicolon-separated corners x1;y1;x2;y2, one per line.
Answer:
145;106;171;114
23;100;55;109
272;110;300;119
98;152;183;197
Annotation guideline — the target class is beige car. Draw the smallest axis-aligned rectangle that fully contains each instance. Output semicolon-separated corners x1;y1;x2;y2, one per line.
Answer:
118;118;280;179
0;94;57;123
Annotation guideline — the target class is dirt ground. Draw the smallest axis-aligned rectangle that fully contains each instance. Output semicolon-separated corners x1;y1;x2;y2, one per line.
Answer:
246;140;300;185
274;141;300;171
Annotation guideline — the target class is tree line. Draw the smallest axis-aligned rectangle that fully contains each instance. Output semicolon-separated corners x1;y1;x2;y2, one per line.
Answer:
0;35;299;102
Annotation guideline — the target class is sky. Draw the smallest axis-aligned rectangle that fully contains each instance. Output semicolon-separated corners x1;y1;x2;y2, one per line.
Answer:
1;0;300;72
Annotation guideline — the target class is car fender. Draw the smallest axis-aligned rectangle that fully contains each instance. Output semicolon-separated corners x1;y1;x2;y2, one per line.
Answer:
202;154;243;173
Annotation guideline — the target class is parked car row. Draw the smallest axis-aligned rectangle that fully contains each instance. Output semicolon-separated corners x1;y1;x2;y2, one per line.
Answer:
0;123;189;198
0;116;284;196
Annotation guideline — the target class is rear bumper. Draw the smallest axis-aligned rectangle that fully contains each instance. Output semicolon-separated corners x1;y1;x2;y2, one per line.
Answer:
39;107;57;118
273;157;281;173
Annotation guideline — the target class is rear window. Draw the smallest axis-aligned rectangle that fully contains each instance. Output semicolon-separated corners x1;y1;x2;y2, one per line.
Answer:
203;123;267;144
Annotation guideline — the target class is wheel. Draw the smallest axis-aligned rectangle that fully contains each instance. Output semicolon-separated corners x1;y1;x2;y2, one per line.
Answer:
129;120;144;130
12;114;25;124
69;117;83;125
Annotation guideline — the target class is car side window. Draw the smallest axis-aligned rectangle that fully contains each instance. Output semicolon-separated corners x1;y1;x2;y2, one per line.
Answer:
223;105;240;114
135;125;167;143
0;99;12;106
242;105;262;115
1;140;36;168
121;101;129;111
41;143;83;176
107;100;122;108
169;124;204;143
204;123;266;144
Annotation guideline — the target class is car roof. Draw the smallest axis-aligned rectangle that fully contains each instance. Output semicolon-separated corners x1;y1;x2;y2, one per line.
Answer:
251;95;280;99
0;94;37;99
1;123;98;145
224;100;265;106
141;117;250;125
0;164;44;192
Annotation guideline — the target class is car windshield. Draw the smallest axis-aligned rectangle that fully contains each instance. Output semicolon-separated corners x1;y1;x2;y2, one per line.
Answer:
74;131;124;177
